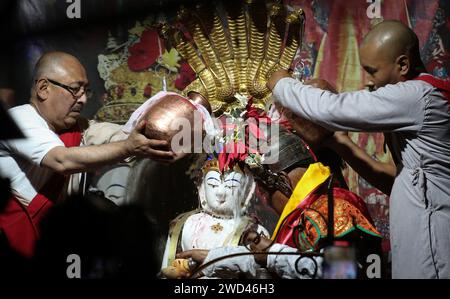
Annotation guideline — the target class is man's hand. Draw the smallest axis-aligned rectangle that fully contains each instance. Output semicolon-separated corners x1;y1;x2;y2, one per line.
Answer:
326;131;351;147
175;249;209;278
275;102;332;150
272;77;336;150
270;166;307;215
267;69;291;91
326;130;396;194
125;120;175;162
177;249;209;264
304;78;338;93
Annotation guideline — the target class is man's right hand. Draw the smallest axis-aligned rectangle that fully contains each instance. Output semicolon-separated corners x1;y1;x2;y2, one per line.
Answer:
125;120;175;162
177;249;209;264
304;78;338;93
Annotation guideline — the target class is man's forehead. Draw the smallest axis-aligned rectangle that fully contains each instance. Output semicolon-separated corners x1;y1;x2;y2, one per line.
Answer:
361;34;400;65
360;43;377;59
60;63;88;84
359;44;382;66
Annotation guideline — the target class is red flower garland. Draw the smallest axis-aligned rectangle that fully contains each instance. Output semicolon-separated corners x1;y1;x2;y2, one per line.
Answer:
127;30;163;71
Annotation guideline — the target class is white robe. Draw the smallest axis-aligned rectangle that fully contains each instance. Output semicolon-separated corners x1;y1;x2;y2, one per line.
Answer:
272;75;450;278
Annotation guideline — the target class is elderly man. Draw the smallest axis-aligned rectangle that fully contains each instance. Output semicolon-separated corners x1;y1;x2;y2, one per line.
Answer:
267;20;450;278
0;52;174;258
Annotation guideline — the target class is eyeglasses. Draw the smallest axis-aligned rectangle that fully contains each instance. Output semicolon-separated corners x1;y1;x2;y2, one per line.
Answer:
46;78;93;99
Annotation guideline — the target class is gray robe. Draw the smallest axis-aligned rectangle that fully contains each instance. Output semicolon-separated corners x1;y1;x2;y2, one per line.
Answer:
272;75;450;278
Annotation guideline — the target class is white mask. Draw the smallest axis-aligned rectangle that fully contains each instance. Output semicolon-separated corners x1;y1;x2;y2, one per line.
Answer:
201;170;243;216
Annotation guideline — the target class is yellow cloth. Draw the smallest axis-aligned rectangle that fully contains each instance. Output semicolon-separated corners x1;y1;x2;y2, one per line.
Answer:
271;162;331;240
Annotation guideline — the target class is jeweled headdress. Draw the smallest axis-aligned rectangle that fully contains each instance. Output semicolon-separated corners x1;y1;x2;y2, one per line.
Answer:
158;0;305;115
158;0;308;197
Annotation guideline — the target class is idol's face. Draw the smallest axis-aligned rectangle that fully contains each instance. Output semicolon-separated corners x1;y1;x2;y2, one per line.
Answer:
203;170;243;216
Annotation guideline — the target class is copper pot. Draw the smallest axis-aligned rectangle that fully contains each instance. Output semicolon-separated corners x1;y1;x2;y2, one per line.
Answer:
142;92;211;161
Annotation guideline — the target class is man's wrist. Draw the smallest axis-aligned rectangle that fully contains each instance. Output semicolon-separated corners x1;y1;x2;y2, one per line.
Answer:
121;139;134;157
326;132;350;148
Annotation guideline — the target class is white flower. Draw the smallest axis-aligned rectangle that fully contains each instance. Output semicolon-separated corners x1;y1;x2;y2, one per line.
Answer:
234;93;249;107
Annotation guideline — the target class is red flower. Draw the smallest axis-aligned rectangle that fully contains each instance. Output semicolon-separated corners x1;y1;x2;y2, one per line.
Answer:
218;141;248;172
175;61;196;90
127;30;163;71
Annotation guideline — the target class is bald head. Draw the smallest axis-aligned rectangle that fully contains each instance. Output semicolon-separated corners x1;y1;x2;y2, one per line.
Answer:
361;20;423;71
362;20;421;64
32;52;84;85
359;21;426;89
30;52;88;132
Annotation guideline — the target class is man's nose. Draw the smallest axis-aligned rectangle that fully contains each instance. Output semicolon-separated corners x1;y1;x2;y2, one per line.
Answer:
77;93;88;105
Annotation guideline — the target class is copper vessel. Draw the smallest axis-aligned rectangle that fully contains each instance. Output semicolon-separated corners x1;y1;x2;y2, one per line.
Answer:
142;92;212;161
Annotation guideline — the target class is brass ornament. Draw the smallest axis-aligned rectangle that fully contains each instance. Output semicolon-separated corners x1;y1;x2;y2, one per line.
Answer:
211;222;224;233
159;0;305;115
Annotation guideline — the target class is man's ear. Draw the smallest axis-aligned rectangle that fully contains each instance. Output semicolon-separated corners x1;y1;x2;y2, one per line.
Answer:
396;55;410;76
35;78;50;100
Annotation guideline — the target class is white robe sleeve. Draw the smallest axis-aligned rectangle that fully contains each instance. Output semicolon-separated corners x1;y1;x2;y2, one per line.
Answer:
4;105;64;165
201;246;261;278
266;244;323;279
272;77;427;133
83;120;128;145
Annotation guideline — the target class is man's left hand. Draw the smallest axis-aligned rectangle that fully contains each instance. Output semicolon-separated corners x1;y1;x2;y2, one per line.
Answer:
267;69;291;91
177;249;209;264
126;120;176;163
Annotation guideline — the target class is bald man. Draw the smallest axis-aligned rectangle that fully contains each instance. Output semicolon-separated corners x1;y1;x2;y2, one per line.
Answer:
0;52;175;257
267;21;450;278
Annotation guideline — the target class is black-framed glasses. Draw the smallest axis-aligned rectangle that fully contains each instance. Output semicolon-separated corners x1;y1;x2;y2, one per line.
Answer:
46;78;92;99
